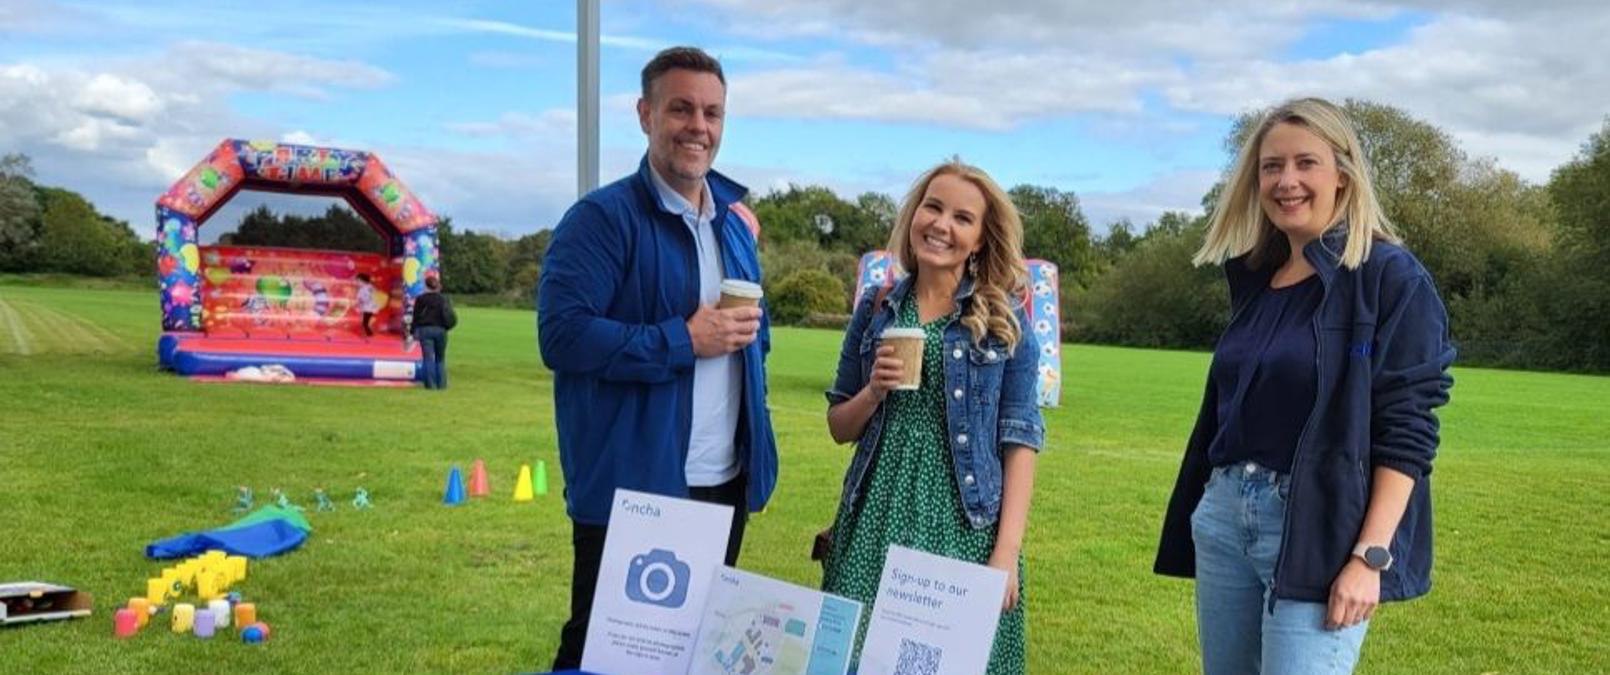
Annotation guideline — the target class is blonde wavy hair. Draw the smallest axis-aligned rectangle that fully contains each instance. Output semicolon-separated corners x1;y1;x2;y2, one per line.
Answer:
1194;97;1398;270
888;159;1028;350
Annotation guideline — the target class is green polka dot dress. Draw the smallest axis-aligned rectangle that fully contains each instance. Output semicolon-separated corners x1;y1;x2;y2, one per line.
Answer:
822;299;1026;674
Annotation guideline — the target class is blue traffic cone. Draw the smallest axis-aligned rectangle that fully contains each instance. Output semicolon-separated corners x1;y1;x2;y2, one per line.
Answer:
443;465;466;506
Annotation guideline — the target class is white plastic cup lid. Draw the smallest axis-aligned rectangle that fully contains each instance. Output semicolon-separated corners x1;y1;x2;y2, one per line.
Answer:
720;279;763;298
881;327;925;340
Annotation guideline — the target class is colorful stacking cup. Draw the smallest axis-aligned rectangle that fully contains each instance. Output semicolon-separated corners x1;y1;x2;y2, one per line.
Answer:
128;597;151;628
171;603;195;633
193;610;215;638
208;599;231;628
114;608;138;638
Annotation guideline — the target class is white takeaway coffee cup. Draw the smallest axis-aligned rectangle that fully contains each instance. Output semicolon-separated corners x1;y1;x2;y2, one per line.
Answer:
718;279;764;309
880;327;926;390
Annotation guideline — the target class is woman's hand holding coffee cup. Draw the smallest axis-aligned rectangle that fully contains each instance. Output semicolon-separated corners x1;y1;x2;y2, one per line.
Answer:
688;304;762;357
866;345;906;402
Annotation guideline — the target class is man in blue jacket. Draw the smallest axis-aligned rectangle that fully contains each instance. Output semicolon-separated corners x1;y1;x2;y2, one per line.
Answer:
537;46;777;670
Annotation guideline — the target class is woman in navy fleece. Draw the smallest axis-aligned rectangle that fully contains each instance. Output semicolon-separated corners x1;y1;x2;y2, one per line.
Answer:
1154;97;1455;674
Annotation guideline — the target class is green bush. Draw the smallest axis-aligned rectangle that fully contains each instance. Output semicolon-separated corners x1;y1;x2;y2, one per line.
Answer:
760;238;860;308
1073;225;1226;349
768;269;846;325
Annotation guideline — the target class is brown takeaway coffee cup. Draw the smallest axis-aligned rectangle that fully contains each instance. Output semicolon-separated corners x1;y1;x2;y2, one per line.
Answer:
718;279;763;309
881;327;926;390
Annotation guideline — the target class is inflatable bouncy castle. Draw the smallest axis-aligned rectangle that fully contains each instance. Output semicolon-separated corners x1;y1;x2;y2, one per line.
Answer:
855;251;1063;407
154;140;439;385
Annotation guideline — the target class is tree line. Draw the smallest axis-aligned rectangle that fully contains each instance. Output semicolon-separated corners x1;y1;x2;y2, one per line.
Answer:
0;154;152;277
3;99;1606;372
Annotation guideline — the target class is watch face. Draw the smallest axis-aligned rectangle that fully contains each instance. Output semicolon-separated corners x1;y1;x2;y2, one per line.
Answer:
1364;546;1392;569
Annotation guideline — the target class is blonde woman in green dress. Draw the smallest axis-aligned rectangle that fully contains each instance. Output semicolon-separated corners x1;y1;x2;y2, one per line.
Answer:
823;160;1047;674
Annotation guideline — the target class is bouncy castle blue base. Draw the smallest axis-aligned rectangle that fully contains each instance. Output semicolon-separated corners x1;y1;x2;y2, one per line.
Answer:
158;333;421;383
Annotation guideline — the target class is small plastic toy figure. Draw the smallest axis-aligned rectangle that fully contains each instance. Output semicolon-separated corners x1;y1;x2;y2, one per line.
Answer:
271;488;304;512
314;488;335;512
352;487;372;509
232;486;254;513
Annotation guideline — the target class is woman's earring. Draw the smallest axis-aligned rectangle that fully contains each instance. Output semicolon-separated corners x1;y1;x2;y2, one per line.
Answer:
967;253;979;276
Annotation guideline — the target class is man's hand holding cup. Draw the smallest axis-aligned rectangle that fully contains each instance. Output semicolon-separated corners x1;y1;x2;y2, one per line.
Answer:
689;279;764;357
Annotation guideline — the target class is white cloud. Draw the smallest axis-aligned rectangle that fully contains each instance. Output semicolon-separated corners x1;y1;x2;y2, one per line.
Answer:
74;73;164;122
0;42;401;235
694;1;1607;183
729;51;1177;130
7;1;1606;241
436;17;664;51
162;42;395;99
1158;11;1610;180
0;0;94;34
1080;169;1219;232
279;130;326;146
382;145;580;234
679;0;1387;56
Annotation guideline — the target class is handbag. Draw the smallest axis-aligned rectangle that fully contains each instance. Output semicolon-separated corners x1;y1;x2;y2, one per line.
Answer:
811;529;833;561
812;283;895;563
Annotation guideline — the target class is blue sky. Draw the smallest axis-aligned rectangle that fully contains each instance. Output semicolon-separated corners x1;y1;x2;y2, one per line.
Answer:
2;0;1605;238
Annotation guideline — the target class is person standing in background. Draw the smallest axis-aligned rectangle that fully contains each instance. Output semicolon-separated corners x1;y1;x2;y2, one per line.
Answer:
410;274;455;389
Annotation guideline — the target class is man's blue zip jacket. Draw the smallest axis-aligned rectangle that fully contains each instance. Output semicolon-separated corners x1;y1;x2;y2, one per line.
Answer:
537;156;777;526
1155;227;1455;604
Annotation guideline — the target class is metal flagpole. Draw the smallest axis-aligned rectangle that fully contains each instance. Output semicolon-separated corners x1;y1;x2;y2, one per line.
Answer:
577;0;600;198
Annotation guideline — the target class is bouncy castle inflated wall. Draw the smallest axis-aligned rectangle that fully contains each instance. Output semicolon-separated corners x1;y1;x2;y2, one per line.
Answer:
154;140;439;384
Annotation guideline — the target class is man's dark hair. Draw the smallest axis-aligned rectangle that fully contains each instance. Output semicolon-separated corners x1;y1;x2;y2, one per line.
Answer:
640;46;724;100
425;275;441;291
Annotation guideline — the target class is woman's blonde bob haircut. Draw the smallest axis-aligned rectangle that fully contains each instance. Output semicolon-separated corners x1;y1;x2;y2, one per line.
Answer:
887;159;1028;350
1194;97;1398;270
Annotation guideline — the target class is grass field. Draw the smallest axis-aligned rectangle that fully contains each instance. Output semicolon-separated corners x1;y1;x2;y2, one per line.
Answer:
1;282;1606;673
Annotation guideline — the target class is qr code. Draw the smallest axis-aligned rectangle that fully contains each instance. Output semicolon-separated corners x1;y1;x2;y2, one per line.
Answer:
894;638;942;675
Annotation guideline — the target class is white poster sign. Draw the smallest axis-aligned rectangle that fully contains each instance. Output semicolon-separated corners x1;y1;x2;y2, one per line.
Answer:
689;566;862;675
857;545;1008;675
581;489;733;675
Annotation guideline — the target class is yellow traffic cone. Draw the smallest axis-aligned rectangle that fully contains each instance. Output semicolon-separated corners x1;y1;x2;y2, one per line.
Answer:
513;464;535;502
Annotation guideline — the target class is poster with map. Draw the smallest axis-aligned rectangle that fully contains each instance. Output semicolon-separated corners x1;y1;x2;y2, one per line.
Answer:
689;566;862;675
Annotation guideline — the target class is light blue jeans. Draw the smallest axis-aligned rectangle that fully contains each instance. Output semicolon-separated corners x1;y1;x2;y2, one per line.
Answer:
1191;461;1369;674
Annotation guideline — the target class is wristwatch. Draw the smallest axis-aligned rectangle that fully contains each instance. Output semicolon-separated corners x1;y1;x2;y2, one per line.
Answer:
1352;543;1393;571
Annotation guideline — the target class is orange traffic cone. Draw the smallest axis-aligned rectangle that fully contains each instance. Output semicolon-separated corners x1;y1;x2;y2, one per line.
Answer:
513;464;534;502
469;459;490;497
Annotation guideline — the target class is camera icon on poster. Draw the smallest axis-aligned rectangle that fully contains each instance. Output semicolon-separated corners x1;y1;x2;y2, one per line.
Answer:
625;548;690;608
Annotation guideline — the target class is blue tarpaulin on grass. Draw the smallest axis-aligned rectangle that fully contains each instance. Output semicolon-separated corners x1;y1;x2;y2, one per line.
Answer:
145;506;311;559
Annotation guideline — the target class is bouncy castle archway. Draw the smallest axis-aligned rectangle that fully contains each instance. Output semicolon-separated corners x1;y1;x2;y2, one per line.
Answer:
154;140;440;383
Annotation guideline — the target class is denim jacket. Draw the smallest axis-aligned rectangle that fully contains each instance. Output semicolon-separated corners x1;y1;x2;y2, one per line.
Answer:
825;274;1046;529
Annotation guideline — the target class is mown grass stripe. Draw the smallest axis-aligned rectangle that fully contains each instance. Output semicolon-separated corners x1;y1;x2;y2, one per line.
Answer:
0;294;35;355
32;302;122;353
45;298;134;352
10;299;79;354
24;301;103;353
